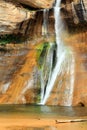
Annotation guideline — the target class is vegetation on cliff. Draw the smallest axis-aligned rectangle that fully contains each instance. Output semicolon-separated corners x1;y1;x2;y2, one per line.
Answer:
36;42;50;69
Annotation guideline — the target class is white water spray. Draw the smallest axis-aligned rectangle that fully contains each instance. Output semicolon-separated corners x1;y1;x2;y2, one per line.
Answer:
40;0;75;105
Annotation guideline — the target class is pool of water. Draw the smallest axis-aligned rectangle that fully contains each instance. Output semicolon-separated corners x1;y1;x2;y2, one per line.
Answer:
0;105;87;130
0;104;87;118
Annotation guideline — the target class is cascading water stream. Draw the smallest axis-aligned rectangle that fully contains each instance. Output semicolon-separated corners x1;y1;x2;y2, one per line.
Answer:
40;0;75;105
42;9;49;36
40;0;64;104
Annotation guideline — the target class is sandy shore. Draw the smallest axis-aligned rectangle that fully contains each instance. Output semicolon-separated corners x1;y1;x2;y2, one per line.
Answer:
0;115;87;130
0;105;87;130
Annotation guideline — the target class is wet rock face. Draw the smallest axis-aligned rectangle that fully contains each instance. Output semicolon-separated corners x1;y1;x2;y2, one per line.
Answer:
27;8;55;38
15;0;55;8
61;0;87;25
61;0;87;42
70;31;87;107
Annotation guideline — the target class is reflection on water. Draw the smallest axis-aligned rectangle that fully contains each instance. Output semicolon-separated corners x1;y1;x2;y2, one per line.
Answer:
0;105;87;118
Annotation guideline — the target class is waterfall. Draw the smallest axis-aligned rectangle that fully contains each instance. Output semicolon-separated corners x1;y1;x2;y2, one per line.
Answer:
42;9;49;36
40;0;75;106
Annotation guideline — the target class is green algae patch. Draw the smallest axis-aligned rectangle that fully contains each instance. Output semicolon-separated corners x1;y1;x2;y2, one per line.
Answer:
36;42;50;69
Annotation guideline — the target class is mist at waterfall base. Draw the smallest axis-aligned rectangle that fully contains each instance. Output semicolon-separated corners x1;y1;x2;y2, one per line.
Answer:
40;0;75;106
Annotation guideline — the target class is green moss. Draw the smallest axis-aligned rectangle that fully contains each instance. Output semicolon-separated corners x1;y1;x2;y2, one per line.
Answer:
36;42;50;69
36;94;41;103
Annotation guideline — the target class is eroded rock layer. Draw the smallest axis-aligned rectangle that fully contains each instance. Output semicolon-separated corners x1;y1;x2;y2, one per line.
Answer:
15;0;54;8
0;0;32;35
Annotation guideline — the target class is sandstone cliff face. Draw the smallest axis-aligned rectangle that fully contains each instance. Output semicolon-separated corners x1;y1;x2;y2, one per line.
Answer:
0;0;55;35
0;0;32;35
0;43;40;104
15;0;54;8
62;0;87;25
